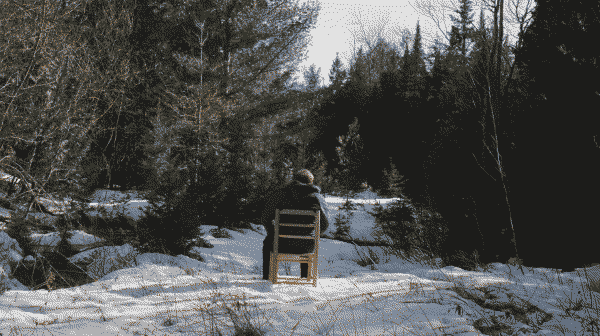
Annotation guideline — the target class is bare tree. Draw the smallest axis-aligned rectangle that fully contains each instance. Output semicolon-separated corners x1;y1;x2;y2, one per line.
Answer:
409;0;465;45
468;0;533;275
0;0;129;219
409;0;534;54
343;7;413;86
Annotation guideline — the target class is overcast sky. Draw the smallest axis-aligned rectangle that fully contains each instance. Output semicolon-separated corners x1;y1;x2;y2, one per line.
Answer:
289;0;536;89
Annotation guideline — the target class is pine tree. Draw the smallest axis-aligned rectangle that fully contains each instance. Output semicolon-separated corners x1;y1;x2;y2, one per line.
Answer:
400;34;412;75
335;117;368;201
449;0;476;57
266;68;297;97
347;46;369;85
468;8;493;114
410;22;427;78
333;198;357;241
66;0;323;193
380;158;407;198
449;26;463;52
302;64;324;92
328;52;348;93
123;0;323;256
402;22;428;104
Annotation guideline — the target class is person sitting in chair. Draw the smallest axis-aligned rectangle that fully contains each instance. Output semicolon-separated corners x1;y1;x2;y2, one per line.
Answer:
260;168;330;281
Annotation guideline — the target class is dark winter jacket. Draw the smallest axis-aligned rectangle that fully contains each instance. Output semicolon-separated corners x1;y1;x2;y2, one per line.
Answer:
261;180;329;254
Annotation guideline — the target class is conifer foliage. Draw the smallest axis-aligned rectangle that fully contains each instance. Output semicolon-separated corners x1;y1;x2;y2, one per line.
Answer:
375;158;407;198
332;199;357;241
335;117;368;198
133;124;229;257
328;52;348;92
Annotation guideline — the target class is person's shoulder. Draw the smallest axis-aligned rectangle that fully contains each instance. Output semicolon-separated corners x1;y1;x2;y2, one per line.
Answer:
290;180;322;194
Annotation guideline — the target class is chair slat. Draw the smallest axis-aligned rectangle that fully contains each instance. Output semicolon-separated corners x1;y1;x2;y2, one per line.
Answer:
279;223;316;227
278;234;315;239
279;209;318;216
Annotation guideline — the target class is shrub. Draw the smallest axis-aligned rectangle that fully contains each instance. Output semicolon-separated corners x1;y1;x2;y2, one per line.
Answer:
35;222;57;234
96;212;138;246
368;199;421;257
210;227;232;239
333;199;357;241
409;203;450;261
333;212;352;241
4;216;37;257
366;196;448;259
65;207;139;248
134;179;206;258
71;210;96;233
53;214;78;257
374;159;407;198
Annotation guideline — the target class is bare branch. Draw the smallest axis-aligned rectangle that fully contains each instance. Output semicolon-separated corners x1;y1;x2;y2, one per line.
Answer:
347;6;392;53
408;0;461;44
473;153;497;182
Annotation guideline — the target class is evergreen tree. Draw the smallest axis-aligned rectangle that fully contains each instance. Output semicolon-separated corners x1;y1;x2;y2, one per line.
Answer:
347;46;369;85
400;34;412;75
265;68;297;95
424;37;449;102
66;0;323;193
328;52;348;93
265;33;405;189
333;198;357;241
106;0;323;256
360;37;403;86
449;0;476;57
329;53;348;85
469;8;494;117
401;22;428;106
504;0;600;272
415;0;530;271
370;39;404;102
377;158;407;198
302;64;324;92
335;117;368;201
449;26;463;52
409;22;428;78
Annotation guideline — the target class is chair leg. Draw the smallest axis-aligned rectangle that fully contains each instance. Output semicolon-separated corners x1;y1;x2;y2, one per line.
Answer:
269;253;273;283
269;253;277;284
268;253;319;285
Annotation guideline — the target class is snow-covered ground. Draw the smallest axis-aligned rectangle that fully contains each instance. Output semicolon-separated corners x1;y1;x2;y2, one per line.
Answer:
0;188;599;335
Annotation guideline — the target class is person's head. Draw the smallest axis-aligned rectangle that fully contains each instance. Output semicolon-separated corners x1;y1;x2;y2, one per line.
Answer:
293;168;314;185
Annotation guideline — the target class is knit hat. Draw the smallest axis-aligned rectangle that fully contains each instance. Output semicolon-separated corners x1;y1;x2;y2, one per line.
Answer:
293;169;314;184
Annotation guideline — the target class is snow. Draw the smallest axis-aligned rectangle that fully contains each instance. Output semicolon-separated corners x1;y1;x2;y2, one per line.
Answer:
0;188;598;335
0;171;31;190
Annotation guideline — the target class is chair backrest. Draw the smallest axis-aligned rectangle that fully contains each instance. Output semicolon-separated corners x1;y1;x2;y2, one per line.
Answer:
273;209;320;255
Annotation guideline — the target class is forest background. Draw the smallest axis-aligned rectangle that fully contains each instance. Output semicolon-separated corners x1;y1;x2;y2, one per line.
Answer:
0;0;597;273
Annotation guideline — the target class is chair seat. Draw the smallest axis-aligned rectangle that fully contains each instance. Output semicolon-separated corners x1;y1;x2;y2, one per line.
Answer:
277;253;314;258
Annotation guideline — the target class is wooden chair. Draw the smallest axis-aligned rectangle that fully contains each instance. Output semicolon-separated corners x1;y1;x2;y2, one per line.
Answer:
270;209;320;287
